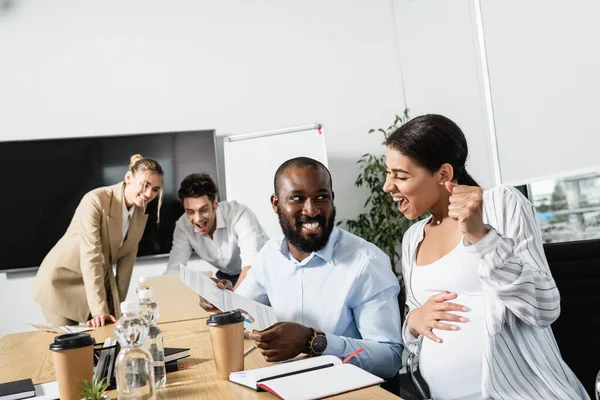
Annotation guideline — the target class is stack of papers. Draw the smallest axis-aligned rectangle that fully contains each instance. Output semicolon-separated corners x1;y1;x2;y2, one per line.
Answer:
26;323;93;334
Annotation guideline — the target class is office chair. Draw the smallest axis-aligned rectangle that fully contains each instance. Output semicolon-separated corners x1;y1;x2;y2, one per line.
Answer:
544;239;600;398
407;351;431;400
380;286;430;400
595;369;599;400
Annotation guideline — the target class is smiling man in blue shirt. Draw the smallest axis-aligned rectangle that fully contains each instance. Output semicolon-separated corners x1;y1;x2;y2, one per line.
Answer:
231;157;403;379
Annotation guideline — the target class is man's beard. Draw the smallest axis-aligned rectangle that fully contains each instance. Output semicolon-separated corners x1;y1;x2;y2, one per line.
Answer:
277;207;336;253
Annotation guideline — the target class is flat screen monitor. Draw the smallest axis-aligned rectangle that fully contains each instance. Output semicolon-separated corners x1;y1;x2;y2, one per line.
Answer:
0;130;218;272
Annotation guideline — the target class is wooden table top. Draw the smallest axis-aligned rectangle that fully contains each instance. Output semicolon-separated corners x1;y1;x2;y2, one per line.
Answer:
0;313;401;399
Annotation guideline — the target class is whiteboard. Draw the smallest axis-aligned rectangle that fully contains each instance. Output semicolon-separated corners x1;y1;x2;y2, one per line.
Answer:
223;124;328;239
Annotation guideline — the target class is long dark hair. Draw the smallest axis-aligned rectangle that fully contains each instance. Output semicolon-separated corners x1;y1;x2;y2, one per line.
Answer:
385;114;479;186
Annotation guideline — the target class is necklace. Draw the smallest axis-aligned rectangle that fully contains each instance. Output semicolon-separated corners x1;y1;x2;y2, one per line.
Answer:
431;217;442;225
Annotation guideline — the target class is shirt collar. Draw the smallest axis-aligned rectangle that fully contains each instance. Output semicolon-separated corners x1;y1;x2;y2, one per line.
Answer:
215;207;226;230
279;226;340;264
122;190;135;219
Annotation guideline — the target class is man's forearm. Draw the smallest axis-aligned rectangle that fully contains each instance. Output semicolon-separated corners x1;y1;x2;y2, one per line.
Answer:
323;333;402;379
233;265;251;291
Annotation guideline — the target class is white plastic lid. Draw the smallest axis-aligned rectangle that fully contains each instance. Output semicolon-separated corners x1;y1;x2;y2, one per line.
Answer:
138;276;149;284
138;288;154;299
120;300;140;314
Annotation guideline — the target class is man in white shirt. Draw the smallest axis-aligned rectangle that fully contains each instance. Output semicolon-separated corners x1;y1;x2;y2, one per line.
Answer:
209;158;403;379
164;173;268;288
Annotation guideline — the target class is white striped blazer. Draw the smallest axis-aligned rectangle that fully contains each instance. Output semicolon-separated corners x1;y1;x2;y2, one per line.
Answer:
401;186;589;399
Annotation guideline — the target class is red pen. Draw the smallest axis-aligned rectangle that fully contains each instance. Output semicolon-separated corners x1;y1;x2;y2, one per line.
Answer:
342;348;363;364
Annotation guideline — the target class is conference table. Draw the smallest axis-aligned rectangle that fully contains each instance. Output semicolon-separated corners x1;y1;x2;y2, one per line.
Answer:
0;276;402;399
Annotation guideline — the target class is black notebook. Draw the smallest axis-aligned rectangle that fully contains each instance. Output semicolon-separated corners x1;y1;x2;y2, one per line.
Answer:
164;347;191;363
0;379;35;400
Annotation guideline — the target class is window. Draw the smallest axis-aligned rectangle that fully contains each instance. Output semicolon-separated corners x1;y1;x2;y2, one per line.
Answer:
519;173;600;243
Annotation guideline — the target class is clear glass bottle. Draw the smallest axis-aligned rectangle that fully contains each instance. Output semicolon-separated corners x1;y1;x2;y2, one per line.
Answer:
114;300;156;400
135;276;151;300
139;288;166;389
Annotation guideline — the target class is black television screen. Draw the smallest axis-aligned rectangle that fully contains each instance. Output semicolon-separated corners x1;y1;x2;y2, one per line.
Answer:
0;130;218;271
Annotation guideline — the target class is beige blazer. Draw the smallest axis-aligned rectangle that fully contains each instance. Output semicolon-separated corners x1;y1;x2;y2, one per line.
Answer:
32;182;149;322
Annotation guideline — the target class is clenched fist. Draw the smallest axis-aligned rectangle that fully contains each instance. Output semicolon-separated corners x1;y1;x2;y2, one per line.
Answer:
446;182;489;244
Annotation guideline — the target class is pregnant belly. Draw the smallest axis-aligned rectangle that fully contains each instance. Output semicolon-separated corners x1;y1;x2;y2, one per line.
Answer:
419;294;485;399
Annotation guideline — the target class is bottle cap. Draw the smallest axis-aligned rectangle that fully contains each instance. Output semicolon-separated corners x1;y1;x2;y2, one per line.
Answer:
138;276;149;284
138;288;154;299
206;309;245;326
49;332;95;351
120;300;140;314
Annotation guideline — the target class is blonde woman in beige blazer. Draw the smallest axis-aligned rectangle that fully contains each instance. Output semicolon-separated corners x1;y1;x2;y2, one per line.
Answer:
32;155;164;328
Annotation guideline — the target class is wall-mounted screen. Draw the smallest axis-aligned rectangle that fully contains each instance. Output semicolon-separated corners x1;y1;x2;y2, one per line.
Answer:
0;130;218;271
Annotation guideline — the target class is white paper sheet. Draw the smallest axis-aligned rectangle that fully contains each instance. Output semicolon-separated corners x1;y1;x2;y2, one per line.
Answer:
27;323;94;334
34;381;60;400
179;264;277;331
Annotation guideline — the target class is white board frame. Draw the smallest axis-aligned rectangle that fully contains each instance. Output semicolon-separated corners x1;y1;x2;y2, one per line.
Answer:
223;124;328;239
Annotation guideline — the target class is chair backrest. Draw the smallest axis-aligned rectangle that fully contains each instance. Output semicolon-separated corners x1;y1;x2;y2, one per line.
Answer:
544;238;600;398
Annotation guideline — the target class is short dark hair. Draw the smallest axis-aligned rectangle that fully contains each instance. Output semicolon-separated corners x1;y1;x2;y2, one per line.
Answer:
273;157;332;195
178;173;219;202
385;114;479;186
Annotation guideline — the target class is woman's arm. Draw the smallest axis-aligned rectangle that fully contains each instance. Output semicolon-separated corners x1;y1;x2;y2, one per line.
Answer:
116;247;138;303
78;193;110;317
467;186;560;327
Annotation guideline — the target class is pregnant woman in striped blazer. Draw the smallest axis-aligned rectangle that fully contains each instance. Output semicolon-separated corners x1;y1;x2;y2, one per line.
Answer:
383;114;588;399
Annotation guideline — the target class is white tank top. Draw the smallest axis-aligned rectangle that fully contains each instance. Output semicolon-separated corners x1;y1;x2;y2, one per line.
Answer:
411;238;484;400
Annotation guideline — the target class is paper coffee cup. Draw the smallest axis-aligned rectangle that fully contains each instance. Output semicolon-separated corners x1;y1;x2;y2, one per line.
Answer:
207;310;245;379
49;332;95;400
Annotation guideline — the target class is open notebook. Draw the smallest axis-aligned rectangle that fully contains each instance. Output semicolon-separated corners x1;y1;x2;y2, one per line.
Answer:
229;355;383;400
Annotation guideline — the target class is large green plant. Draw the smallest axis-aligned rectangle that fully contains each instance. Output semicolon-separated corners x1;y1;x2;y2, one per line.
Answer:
341;110;422;276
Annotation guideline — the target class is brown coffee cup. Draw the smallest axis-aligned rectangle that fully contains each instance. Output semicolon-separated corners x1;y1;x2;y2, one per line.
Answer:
49;332;95;400
206;309;245;379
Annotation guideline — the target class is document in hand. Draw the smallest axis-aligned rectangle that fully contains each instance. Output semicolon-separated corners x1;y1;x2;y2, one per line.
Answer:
229;355;383;400
179;263;278;331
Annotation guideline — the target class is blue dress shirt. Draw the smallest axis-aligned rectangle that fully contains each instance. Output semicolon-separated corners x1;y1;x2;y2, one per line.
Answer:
235;227;403;379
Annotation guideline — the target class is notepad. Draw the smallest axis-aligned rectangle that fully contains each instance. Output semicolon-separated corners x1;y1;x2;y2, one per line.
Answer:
0;378;35;400
229;355;383;400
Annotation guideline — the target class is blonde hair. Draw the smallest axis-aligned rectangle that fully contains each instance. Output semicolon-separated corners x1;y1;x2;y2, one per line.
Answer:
129;154;144;169
128;154;165;223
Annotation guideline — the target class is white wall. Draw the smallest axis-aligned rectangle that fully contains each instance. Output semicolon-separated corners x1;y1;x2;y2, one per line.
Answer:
392;0;494;188
480;0;600;185
0;0;406;337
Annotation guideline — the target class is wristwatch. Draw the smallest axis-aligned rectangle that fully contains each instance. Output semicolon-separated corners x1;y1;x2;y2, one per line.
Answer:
307;328;327;356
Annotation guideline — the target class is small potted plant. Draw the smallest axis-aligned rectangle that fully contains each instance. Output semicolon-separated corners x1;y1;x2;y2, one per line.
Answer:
79;377;110;400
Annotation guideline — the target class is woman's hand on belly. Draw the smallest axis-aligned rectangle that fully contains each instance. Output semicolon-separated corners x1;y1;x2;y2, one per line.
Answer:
407;292;469;343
